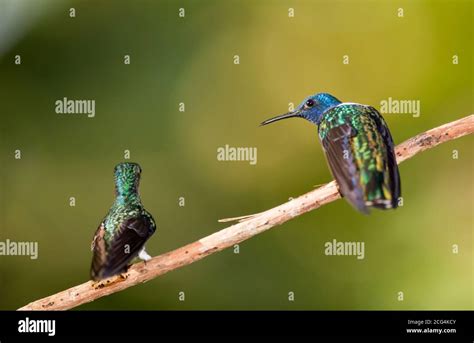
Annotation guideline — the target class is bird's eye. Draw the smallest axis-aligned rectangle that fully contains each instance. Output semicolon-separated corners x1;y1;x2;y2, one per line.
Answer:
305;99;315;108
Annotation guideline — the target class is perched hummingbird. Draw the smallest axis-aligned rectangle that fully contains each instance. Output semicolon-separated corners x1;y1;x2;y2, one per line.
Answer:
261;93;401;214
90;162;156;280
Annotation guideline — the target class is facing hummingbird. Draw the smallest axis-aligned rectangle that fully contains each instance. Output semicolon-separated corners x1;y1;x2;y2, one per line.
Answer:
90;162;156;280
261;93;401;214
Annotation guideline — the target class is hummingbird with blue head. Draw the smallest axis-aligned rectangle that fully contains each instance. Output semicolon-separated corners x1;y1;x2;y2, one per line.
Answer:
261;93;401;214
90;162;156;281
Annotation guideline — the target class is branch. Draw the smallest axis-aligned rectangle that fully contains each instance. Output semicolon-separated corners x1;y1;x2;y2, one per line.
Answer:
18;114;474;311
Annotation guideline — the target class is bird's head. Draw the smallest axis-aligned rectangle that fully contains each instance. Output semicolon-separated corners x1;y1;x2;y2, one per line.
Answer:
260;92;342;126
114;162;142;196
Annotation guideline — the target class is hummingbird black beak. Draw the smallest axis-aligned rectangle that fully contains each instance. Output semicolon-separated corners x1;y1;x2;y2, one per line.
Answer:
260;110;302;126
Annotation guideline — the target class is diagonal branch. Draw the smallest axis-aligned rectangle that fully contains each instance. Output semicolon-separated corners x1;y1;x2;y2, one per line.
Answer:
18;114;474;311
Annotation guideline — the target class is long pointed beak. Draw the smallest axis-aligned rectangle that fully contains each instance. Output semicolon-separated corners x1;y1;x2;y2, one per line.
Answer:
260;110;302;126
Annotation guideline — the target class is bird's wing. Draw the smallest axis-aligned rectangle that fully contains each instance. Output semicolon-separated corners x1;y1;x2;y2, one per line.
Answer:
90;223;107;265
363;106;401;208
343;105;400;210
90;214;156;281
321;122;369;214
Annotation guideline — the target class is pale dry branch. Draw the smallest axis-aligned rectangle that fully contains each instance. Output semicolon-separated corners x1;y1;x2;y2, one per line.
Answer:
18;114;474;311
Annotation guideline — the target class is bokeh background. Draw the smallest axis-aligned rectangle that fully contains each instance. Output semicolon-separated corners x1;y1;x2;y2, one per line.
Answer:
0;0;472;310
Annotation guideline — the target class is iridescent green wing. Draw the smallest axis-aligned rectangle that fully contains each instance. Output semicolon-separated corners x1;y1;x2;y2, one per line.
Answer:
319;104;400;213
347;105;400;209
359;106;401;208
90;214;156;281
319;118;368;214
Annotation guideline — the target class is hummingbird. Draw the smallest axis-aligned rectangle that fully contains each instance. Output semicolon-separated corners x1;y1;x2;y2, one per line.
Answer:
261;93;401;214
90;162;156;280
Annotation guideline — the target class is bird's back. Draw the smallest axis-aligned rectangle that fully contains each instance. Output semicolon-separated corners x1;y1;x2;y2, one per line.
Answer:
91;202;156;280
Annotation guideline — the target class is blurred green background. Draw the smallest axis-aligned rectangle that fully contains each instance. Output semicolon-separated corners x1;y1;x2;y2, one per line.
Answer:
0;0;472;310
